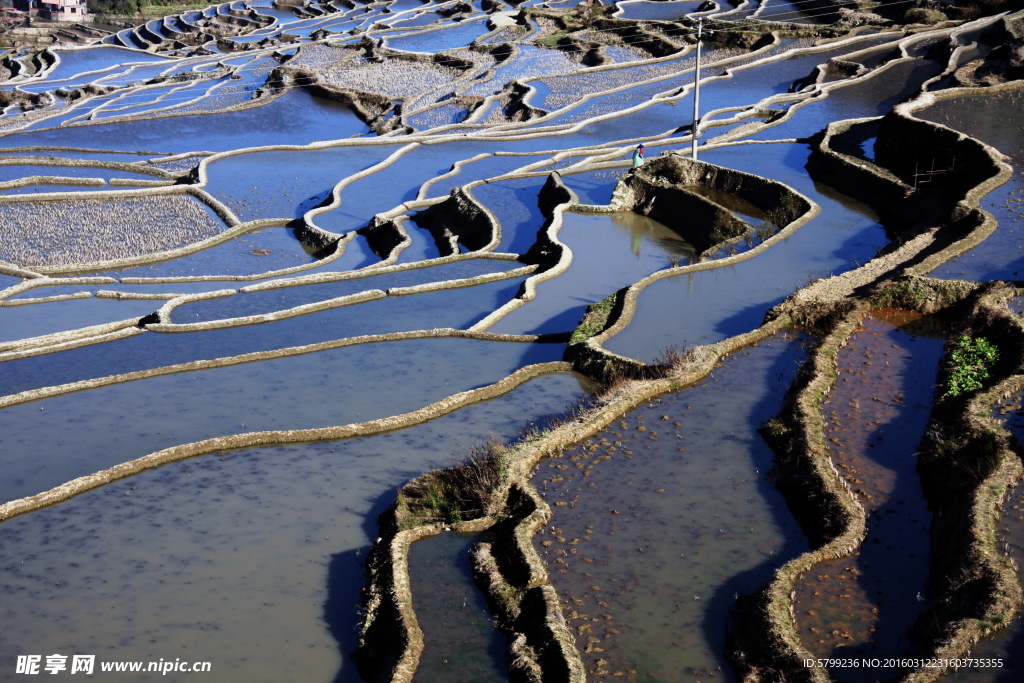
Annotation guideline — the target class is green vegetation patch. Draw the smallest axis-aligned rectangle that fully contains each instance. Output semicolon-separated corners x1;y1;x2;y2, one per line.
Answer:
875;279;928;308
943;334;999;398
397;436;510;528
570;291;618;344
538;30;571;46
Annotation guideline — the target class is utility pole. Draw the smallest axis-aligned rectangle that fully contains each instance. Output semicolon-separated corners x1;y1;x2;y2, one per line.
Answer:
691;18;706;160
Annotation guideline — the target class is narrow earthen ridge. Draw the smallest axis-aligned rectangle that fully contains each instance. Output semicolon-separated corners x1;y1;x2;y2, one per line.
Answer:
729;303;869;683
0;156;179;181
581;153;818;361
355;310;794;682
292;220;345;257
728;277;1007;683
0;317;143;356
0;358;570;525
269;65;397;129
612;167;752;258
502;81;549;122
411;186;497;254
471;173;577;331
611;153;808;227
900;283;1024;682
358;214;410;261
808;109;1007;228
352;157;816;680
472;483;583;683
805;103;1014;284
726;95;1019;677
0;328;552;411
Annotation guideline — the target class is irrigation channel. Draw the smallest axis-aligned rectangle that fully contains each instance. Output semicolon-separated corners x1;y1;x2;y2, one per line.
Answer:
0;0;1022;681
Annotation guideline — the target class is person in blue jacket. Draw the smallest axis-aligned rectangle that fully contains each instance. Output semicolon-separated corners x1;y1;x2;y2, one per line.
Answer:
630;143;645;172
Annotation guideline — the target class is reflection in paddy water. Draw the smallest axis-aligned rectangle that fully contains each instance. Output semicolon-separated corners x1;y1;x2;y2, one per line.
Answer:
0;3;1018;681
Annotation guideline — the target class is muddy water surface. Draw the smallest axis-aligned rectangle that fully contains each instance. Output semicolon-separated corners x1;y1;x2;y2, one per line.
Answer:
409;533;506;682
489;211;695;335
794;310;944;682
0;372;585;683
532;333;810;681
0;337;564;503
959;395;1024;681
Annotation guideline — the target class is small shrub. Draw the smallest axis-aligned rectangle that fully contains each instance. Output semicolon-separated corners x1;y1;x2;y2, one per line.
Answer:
875;280;927;308
761;417;789;441
399;435;510;526
943;335;998;398
652;344;688;371
771;195;803;226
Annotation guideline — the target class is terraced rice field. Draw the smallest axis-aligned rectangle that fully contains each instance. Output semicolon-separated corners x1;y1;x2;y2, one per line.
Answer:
1;0;1023;681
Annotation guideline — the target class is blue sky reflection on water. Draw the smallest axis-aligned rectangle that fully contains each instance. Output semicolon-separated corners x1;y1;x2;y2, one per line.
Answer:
0;4;1014;681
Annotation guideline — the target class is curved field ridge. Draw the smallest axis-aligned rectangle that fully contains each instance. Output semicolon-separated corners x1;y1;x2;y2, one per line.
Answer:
354;148;832;681
356;83;1024;683
0;358;570;524
2;2;1024;681
727;97;1024;681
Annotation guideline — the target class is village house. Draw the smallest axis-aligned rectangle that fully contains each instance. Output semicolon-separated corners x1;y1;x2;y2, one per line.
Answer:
11;0;90;21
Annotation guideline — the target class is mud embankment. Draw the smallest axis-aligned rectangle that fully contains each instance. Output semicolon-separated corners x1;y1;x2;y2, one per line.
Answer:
412;187;496;255
730;98;1021;682
568;153;816;380
808;109;1004;239
269;64;396;131
355;439;585;683
904;283;1024;677
355;155;815;682
357;87;1020;683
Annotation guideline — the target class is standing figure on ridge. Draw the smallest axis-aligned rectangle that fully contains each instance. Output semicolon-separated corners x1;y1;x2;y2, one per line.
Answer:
630;143;645;172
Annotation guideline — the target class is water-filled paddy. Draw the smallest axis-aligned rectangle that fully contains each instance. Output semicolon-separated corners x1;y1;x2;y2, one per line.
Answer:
956;394;1024;680
0;371;587;683
614;0;704;20
0;4;1016;681
490;211;695;335
534;332;810;678
0;89;368;154
383;18;491;52
605;142;889;362
170;261;524;323
747;58;949;142
794;311;943;680
0;163;168;184
101;225;321;279
201;144;402;221
917;88;1024;282
0;335;564;504
0;296;158;344
15;47;169;91
409;533;507;682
